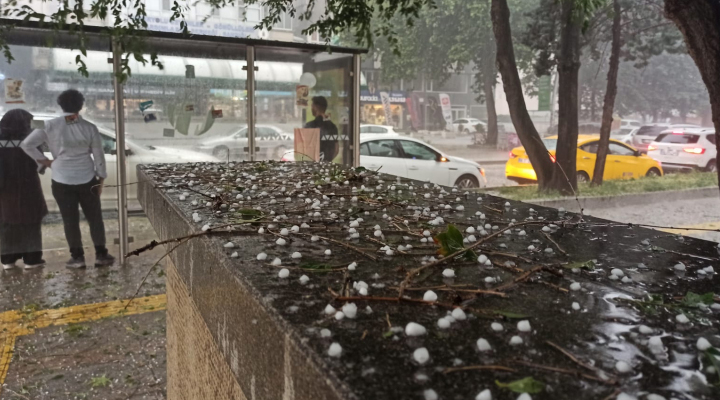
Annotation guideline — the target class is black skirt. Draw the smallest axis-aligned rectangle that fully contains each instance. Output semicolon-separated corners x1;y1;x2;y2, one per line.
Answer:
0;222;43;256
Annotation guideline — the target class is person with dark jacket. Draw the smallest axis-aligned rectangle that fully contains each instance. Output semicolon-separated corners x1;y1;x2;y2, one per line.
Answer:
304;96;339;162
0;109;48;270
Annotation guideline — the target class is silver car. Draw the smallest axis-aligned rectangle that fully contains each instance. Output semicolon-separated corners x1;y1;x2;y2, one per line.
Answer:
628;124;700;153
198;125;292;161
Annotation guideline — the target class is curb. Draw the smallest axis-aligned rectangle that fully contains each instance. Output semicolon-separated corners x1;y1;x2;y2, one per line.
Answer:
476;159;508;166
524;186;718;211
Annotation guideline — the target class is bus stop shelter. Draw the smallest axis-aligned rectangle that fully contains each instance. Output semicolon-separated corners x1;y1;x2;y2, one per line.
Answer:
0;20;367;263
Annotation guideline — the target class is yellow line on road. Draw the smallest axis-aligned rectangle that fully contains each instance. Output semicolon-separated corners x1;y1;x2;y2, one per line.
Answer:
656;221;720;236
0;294;167;392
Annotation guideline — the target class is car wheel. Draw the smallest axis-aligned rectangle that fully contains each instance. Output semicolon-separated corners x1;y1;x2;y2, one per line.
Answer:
706;159;717;172
646;168;662;177
455;175;479;188
273;145;289;160
577;171;590;183
213;146;230;161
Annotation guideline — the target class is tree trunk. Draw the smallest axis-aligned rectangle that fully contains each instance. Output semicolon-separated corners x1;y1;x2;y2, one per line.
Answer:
549;0;582;194
483;47;499;146
592;0;622;186
491;0;554;190
665;0;720;187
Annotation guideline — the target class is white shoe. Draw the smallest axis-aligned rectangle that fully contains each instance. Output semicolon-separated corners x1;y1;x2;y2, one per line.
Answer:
2;263;17;270
24;262;45;270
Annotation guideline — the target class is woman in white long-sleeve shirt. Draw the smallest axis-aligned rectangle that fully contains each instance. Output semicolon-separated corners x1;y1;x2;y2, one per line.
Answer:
21;89;115;269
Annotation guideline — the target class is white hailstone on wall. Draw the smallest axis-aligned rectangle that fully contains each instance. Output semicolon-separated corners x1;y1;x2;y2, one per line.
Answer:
423;291;438;302
437;318;451;329
405;322;427;336
413;347;430;364
674;262;686;271
675;314;690;324
476;338;492;352
311;235;320;242
324;304;336;315
348;262;357;271
291;252;302;259
224;242;235;248
509;336;523;345
256;252;267;261
328;343;342;357
615;360;632;373
478;254;488;264
276;238;287;246
572;302;581;311
442;269;456;278
324;249;332;256
517;320;531;332
342;303;358;319
638;325;653;334
475;389;492;400
291;225;300;233
451;308;467;321
570;282;581;291
278;268;290;278
697;337;712;351
230;252;239;258
491;323;503;332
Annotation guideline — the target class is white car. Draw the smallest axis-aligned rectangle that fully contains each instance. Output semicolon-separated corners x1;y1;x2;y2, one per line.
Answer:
628;124;700;153
648;128;717;172
282;136;486;187
360;124;399;135
25;113;217;209
452;118;486;134
359;136;486;187
198;125;292;161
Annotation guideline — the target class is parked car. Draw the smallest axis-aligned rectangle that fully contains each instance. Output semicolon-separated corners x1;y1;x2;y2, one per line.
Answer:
647;128;717;172
282;135;487;188
360;124;399;135
506;135;663;184
197;125;292;161
611;126;637;141
452;118;486;134
627;124;700;153
23;113;217;208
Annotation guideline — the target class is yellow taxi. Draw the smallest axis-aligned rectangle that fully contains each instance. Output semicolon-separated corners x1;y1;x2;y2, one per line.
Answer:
505;135;663;183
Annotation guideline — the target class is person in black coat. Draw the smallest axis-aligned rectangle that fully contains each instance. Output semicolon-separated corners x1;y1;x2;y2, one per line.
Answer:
0;109;48;270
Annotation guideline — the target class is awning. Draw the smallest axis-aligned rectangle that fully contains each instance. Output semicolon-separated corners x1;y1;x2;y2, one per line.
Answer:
52;49;302;83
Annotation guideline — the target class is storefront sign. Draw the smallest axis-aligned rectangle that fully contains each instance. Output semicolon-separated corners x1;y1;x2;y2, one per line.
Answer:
439;93;453;129
360;90;406;104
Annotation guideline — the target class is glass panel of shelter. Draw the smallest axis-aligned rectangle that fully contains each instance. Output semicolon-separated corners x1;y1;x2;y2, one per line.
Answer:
121;38;248;258
253;47;354;165
0;43;121;269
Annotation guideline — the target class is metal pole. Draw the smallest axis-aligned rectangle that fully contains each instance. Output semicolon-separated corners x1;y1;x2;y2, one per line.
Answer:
246;46;256;162
352;54;361;167
112;41;128;265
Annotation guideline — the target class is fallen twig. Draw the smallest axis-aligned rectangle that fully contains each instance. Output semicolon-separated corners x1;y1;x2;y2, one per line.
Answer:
390;286;507;297
543;232;568;256
510;359;614;384
494;265;547;292
545;341;616;383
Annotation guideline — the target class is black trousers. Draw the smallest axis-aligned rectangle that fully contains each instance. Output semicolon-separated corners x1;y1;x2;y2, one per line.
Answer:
0;222;43;265
51;178;107;259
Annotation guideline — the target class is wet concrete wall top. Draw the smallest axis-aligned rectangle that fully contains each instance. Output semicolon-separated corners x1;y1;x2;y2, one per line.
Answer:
137;161;720;400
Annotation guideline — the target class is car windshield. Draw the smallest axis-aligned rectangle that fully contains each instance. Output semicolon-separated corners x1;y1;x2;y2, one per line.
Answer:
655;133;700;144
